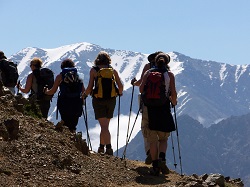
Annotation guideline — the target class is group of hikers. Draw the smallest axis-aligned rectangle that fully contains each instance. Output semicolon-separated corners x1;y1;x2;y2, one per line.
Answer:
0;50;177;176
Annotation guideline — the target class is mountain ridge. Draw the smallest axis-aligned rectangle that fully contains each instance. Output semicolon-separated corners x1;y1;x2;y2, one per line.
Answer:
0;85;244;187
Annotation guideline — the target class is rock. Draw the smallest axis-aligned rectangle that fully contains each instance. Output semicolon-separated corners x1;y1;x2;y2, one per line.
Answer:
205;174;225;187
4;118;19;140
0;122;9;141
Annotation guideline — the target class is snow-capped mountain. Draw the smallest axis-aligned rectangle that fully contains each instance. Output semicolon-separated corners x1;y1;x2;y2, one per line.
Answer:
10;42;250;128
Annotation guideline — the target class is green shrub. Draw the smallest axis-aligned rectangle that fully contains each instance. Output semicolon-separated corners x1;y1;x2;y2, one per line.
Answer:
23;103;42;119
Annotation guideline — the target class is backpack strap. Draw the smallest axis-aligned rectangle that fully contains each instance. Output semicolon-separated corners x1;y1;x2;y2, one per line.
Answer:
93;65;113;72
93;66;100;72
149;61;155;69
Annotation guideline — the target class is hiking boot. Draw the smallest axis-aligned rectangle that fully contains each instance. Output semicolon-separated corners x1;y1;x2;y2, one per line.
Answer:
150;167;160;176
97;147;105;154
105;148;113;156
145;153;152;165
55;120;64;130
159;160;170;174
75;132;82;142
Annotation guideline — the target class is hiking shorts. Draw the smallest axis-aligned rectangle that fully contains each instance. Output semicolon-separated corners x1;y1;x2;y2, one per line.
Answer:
141;104;149;129
61;115;79;132
142;123;170;143
141;105;150;153
92;97;116;119
37;99;51;119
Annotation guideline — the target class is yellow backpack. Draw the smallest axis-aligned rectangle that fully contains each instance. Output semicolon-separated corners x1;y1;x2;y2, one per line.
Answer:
93;66;118;99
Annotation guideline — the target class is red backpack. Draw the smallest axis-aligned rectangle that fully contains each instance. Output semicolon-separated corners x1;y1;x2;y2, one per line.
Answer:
141;69;168;107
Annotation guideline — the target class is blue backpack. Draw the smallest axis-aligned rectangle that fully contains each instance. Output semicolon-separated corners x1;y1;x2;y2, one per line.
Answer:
57;67;83;119
59;67;83;98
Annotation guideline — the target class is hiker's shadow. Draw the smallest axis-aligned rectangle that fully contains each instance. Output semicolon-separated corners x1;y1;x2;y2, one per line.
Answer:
133;166;170;185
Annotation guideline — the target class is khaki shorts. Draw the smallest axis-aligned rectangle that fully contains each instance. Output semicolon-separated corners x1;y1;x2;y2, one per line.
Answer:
145;130;170;143
92;97;116;119
141;105;170;143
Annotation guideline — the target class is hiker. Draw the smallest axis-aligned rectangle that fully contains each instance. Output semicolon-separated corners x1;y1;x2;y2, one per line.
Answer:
84;51;123;155
131;51;163;165
139;53;177;175
44;59;85;133
18;57;52;118
0;50;19;94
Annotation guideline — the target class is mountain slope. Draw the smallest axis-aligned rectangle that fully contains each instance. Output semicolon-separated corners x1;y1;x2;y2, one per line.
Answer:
0;87;243;187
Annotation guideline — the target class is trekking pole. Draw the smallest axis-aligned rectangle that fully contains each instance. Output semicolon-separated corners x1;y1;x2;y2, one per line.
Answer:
170;132;177;168
83;98;92;151
116;95;121;157
122;85;135;159
122;106;141;160
16;80;20;95
173;106;183;175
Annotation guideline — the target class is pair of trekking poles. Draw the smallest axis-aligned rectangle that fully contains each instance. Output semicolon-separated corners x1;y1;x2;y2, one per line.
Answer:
82;99;92;151
120;86;183;175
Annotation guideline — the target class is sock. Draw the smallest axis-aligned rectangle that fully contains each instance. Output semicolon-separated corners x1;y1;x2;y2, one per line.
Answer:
146;150;150;155
152;160;159;168
106;144;111;149
99;144;104;149
159;152;166;161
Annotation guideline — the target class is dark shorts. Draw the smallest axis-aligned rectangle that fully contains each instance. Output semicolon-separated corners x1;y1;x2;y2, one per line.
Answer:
92;97;116;119
61;115;79;131
37;99;51;119
57;96;83;117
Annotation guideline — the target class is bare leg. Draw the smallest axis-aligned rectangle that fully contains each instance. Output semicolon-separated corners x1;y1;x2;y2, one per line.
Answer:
150;141;158;161
159;139;167;154
98;117;111;145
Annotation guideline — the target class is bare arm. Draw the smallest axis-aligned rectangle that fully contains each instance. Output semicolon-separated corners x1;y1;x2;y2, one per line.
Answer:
168;72;177;106
19;73;33;93
113;69;123;95
133;63;150;86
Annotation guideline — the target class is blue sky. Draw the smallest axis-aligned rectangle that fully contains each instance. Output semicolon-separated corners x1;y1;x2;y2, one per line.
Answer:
1;0;250;65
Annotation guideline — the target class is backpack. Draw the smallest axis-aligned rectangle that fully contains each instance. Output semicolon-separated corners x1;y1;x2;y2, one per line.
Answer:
33;68;54;100
92;66;118;99
0;59;19;87
57;67;83;119
59;67;83;98
141;68;169;107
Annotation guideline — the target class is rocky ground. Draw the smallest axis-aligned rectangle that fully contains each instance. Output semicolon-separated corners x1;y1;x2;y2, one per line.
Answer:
0;85;244;187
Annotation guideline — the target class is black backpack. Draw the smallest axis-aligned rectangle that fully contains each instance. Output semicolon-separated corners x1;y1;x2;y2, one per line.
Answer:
59;67;83;98
141;68;169;107
57;67;83;119
33;68;54;100
0;59;19;87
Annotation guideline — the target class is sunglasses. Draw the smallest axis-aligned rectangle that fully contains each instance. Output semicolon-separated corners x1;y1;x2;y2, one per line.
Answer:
30;64;36;67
